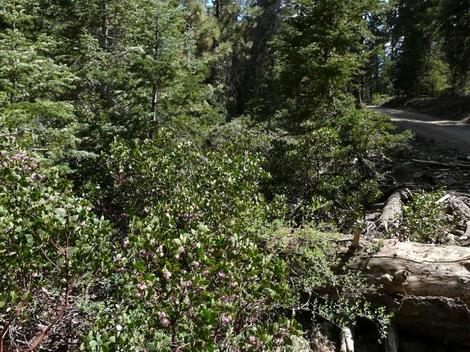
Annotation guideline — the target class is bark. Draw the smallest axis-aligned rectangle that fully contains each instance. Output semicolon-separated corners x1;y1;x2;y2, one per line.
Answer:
214;0;221;18
355;85;362;108
363;239;470;303
378;192;403;230
356;240;470;346
151;15;160;138
101;0;109;50
448;197;470;220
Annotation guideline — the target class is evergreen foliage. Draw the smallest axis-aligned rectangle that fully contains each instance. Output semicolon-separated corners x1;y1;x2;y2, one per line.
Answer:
437;0;470;95
1;0;465;350
389;0;469;97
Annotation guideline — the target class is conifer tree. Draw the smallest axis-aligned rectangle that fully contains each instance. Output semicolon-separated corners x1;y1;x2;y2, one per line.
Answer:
0;1;80;165
438;0;470;94
389;0;438;96
258;0;376;131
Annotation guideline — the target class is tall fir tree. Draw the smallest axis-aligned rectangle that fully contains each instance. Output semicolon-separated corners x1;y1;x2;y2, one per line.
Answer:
256;0;376;131
389;0;439;96
438;0;470;94
0;0;81;166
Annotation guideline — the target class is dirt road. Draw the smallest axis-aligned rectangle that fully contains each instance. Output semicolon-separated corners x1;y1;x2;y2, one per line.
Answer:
372;106;470;154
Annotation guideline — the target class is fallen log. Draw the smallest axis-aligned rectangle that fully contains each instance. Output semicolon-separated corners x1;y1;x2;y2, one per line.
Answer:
378;192;403;231
363;240;470;299
356;240;470;346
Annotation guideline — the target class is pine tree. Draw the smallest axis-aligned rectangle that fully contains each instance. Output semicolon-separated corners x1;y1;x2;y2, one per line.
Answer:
389;0;439;96
227;0;282;117
258;0;376;131
109;0;216;138
361;1;392;102
0;1;80;165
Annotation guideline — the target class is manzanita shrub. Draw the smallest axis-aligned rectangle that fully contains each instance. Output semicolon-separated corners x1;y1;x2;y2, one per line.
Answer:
82;131;296;351
0;133;389;351
0;148;113;350
270;225;391;338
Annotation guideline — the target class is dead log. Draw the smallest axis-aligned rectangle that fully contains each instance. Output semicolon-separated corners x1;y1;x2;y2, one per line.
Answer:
378;192;403;231
363;240;470;300
357;240;470;346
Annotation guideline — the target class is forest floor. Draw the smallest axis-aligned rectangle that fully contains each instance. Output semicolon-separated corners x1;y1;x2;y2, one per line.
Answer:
367;106;470;245
358;107;470;352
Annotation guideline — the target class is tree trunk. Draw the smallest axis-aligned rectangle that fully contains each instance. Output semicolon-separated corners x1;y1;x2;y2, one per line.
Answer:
340;326;354;352
384;324;398;352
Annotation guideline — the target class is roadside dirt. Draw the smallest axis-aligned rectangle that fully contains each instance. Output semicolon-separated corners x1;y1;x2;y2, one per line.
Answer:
365;106;470;246
370;106;469;193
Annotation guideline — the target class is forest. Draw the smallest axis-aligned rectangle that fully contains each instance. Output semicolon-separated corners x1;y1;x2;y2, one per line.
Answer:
0;0;469;351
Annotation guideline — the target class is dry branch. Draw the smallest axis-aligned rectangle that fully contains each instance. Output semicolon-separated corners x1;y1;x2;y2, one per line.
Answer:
21;284;71;352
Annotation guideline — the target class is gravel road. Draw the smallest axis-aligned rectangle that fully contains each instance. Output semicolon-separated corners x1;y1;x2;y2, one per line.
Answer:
372;106;470;154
